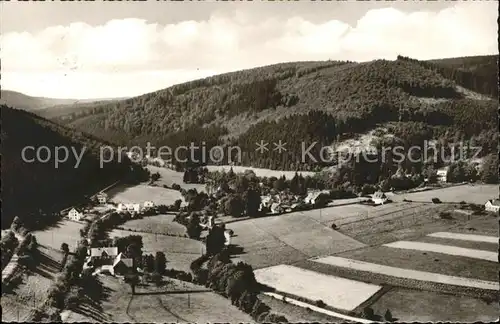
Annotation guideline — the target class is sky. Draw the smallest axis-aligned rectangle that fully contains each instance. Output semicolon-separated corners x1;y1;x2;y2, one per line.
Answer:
1;1;498;99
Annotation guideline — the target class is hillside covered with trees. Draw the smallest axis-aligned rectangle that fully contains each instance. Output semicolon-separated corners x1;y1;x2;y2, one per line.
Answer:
1;105;149;229
18;55;498;176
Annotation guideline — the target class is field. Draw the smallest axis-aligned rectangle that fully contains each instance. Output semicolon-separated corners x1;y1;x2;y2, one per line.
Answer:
370;287;499;322
254;264;382;311
119;214;186;236
259;293;355;323
394;184;498;204
107;184;184;206
33;219;84;253
311;256;498;291
427;232;498;243
205;165;315;180
110;229;204;272
227;212;365;269
146;166;206;192
1;246;65;322
382;240;497;262
60;276;254;323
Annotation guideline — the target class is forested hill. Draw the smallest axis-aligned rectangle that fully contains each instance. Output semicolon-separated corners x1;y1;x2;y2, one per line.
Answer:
48;55;497;171
1;105;149;229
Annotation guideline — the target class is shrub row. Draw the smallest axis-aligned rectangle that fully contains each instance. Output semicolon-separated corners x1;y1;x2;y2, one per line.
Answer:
190;252;288;323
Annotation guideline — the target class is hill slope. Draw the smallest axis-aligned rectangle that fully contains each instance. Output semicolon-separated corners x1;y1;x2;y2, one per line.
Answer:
1;105;149;229
0;90;124;118
46;55;497;171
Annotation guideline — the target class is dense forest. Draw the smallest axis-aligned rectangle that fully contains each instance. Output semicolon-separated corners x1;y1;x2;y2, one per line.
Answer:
4;55;497;192
1;105;149;229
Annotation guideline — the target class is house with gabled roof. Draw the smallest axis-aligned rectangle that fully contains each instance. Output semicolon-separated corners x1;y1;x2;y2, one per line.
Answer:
371;191;388;205
68;208;84;221
484;199;500;213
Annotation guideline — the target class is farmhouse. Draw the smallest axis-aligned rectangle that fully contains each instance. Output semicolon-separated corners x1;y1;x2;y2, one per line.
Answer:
143;200;155;208
116;203;142;214
89;247;119;262
96;192;108;204
67;208;84;221
371;191;388;205
436;167;448;182
484;199;500;213
112;253;134;275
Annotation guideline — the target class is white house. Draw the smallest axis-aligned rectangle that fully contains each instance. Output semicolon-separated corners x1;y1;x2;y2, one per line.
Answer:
68;208;84;221
436;167;448;182
484;199;500;213
143;201;155;208
89;247;119;261
371;191;388;205
116;203;142;213
96;192;108;204
224;231;231;246
304;190;329;205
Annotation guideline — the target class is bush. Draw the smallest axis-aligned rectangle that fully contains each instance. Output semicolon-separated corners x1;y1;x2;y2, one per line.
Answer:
431;198;442;203
315;299;326;308
439;211;453;219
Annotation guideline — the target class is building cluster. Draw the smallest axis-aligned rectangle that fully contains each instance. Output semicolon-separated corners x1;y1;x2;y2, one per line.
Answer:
84;247;134;277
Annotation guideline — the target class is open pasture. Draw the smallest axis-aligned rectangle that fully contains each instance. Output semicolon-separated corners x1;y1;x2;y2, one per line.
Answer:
370;287;499;322
1;246;65;322
205;165;315;180
61;276;253;323
311;255;498;290
107;184;184;206
254;264;382;311
119;214;186;236
33;219;84;251
335;203;457;245
227;213;365;269
383;240;498;262
395;184;498;204
146;166;206;192
427;232;498;244
110;229;204;272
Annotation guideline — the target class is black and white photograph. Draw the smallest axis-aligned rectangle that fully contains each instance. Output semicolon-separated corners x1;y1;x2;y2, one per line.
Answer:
1;0;498;322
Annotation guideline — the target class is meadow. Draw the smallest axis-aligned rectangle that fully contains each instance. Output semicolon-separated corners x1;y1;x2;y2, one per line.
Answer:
118;214;186;236
109;229;204;272
107;184;184;206
60;276;254;323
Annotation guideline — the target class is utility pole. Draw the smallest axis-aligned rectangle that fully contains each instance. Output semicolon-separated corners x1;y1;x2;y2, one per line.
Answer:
188;293;190;308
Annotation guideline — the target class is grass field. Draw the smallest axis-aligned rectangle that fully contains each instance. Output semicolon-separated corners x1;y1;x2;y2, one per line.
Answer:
108;184;184;206
205;165;315;180
227;213;365;269
119;214;186;236
395;184;498;204
61;276;254;323
110;229;204;272
259;293;353;323
311;256;498;291
383;241;498;262
1;246;65;322
254;264;382;311
33;219;84;251
146;166;206;192
370;287;499;322
427;232;498;243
